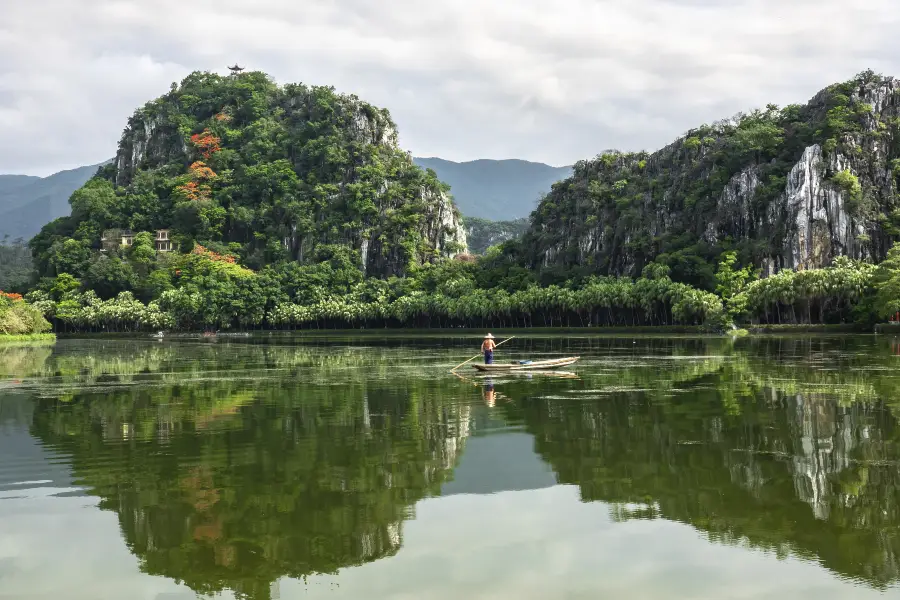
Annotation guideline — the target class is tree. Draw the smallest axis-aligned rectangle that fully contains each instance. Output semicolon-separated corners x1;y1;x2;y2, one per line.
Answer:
128;232;157;279
715;251;755;322
47;239;92;277
84;255;138;299
873;242;900;319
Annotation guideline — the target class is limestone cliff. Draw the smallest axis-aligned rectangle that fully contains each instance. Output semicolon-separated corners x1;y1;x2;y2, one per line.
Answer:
524;71;900;288
103;71;467;277
464;216;528;254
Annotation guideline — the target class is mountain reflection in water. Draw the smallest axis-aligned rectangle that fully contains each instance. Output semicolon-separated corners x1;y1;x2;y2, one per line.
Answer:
1;335;900;599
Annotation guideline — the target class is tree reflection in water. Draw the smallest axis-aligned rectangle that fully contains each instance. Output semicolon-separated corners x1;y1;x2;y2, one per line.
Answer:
11;335;900;597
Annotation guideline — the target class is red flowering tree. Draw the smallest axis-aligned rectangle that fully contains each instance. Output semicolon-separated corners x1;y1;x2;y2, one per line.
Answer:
192;245;236;264
190;129;222;159
188;161;217;180
174;161;218;202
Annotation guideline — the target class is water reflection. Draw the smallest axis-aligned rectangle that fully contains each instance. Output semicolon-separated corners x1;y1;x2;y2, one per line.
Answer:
3;335;900;598
29;379;470;599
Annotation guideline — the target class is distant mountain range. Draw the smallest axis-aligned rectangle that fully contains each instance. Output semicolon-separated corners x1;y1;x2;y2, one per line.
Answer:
0;157;569;241
413;157;572;221
0;163;106;241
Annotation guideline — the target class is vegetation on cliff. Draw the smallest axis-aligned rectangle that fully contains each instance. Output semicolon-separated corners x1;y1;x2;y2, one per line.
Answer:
30;70;466;288
519;70;900;290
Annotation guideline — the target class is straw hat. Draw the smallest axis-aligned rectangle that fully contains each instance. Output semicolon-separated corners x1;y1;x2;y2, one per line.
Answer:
484;333;494;339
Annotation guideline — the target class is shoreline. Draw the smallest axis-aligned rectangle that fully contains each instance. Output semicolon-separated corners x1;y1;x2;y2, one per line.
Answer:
47;324;890;340
0;333;57;345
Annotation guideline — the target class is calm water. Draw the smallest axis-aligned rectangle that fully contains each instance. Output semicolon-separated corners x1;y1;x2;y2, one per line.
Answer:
2;334;900;599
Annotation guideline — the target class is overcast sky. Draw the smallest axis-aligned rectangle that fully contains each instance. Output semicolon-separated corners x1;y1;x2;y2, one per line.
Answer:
2;0;899;176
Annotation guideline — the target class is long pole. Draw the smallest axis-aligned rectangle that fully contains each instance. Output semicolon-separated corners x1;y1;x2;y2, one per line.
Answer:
451;336;515;372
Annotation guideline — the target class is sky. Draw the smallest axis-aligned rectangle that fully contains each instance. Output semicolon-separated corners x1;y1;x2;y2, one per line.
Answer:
2;0;899;176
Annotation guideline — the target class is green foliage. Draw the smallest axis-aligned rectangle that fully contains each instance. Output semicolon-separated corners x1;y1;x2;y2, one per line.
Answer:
27;253;728;331
0;333;55;343
891;158;900;179
47;273;82;300
84;255;138;299
730;108;785;159
522;71;896;291
30;69;465;287
831;169;864;215
873;242;900;319
715;251;756;321
0;295;52;335
30;290;172;332
47;239;91;277
264;273;724;329
739;256;876;325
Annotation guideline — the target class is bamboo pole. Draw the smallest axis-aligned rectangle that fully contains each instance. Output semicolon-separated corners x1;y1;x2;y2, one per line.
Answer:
450;336;515;372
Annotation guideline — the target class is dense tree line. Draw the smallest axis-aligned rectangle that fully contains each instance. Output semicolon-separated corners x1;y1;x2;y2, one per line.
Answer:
22;251;722;332
15;239;900;333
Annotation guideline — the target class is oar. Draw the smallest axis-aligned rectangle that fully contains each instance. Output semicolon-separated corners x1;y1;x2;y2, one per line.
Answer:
451;336;515;373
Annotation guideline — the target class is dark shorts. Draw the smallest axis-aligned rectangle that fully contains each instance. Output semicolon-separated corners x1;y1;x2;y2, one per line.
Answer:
484;350;493;364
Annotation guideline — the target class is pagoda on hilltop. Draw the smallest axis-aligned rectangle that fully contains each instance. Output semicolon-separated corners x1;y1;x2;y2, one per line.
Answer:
227;64;244;75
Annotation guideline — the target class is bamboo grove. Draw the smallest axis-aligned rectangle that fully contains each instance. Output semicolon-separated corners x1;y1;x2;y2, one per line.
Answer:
15;245;900;333
267;277;722;330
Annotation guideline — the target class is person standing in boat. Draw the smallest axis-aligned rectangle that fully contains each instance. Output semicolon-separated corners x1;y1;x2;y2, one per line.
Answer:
481;333;497;364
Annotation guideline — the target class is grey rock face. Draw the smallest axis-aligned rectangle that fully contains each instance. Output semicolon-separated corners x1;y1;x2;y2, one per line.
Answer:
530;75;900;279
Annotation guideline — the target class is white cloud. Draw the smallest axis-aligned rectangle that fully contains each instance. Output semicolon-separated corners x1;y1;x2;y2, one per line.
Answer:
1;0;899;175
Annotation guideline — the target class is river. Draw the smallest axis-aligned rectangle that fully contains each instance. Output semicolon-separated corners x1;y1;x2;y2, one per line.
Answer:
1;334;899;599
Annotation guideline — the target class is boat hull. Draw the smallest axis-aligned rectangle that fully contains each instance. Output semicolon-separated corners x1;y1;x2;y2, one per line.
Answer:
471;357;580;371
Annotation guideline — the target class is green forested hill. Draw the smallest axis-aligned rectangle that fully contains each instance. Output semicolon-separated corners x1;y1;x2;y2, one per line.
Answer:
30;70;467;283
520;70;900;290
413;157;571;220
12;70;900;335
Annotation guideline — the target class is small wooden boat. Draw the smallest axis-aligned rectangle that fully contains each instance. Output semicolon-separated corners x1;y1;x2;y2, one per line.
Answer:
477;370;580;379
472;356;580;372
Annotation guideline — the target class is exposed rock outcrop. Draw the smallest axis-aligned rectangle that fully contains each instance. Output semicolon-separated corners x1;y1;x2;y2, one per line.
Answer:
525;72;900;286
107;71;467;277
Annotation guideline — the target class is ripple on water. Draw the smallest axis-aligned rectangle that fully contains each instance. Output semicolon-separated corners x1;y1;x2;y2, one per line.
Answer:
1;335;899;599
